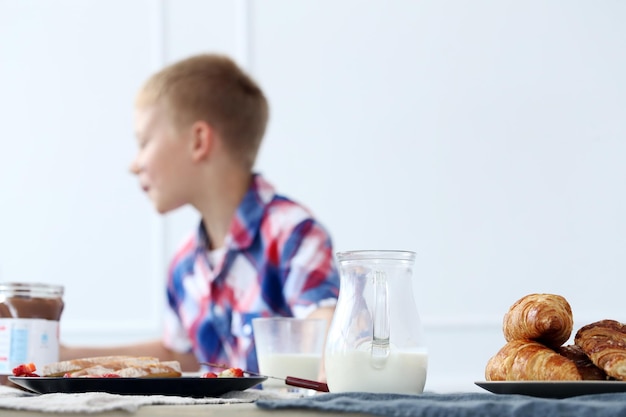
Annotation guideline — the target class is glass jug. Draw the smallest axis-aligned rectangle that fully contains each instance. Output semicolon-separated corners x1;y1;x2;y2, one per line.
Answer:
325;250;427;394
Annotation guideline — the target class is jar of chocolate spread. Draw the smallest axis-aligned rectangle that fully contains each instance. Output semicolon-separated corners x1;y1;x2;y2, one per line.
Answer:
0;282;64;381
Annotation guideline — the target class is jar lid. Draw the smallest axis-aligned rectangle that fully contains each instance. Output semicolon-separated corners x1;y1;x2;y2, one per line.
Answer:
0;282;64;298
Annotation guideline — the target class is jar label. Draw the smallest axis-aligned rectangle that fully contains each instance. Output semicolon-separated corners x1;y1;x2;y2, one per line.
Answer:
0;318;60;375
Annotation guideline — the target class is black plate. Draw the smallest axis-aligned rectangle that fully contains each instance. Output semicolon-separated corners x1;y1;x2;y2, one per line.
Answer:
9;376;266;398
475;381;626;399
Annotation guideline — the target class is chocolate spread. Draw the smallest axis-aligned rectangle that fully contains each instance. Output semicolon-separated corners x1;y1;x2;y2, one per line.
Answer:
0;296;64;320
0;283;64;320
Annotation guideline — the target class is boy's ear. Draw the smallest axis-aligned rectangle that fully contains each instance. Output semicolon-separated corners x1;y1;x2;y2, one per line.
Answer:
189;120;213;162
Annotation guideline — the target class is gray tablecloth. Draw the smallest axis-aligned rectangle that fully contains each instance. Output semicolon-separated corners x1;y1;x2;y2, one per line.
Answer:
256;392;626;417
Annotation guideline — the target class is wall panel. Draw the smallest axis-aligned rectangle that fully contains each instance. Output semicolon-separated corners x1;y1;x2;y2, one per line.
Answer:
0;0;162;341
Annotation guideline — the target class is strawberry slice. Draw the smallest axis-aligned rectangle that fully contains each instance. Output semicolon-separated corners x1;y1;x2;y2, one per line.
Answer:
12;363;39;377
218;368;244;378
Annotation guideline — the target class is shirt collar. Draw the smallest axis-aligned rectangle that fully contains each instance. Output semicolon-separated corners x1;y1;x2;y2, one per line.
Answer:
196;173;276;252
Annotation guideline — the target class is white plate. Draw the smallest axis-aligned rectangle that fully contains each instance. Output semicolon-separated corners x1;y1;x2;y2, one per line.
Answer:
475;381;626;399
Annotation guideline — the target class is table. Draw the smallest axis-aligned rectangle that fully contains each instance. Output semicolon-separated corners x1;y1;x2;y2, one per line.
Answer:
5;389;626;417
1;403;368;417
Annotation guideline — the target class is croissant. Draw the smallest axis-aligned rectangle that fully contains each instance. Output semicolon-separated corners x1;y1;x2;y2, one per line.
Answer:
557;344;608;380
485;339;581;381
575;319;626;381
502;293;573;348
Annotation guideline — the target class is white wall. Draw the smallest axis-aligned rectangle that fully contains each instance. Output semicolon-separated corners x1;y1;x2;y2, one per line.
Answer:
1;0;625;392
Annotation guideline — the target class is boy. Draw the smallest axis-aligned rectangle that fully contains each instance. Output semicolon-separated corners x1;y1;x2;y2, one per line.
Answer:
61;54;340;373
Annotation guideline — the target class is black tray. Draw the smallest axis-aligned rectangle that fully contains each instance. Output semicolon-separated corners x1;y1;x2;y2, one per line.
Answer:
9;376;267;398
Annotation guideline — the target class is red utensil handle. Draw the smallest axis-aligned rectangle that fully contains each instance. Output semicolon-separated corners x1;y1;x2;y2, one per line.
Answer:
284;376;329;392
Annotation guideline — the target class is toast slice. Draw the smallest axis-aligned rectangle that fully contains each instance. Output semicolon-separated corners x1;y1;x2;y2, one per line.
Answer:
115;361;182;378
41;356;162;377
67;360;182;378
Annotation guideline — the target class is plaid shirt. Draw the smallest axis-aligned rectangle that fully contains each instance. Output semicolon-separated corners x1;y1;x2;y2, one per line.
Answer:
162;174;340;372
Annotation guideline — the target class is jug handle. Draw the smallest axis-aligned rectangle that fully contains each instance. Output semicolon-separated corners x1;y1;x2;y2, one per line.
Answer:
371;270;390;368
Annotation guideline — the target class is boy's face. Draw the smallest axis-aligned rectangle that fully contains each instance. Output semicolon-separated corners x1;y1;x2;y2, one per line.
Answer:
130;103;193;214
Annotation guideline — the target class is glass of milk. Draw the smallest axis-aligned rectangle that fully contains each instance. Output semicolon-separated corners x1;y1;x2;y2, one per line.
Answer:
252;317;327;394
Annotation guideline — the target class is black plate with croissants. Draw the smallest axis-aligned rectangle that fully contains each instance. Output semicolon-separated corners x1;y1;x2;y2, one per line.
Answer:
482;293;626;383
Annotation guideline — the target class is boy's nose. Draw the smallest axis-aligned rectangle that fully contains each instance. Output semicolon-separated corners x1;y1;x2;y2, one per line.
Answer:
129;159;141;175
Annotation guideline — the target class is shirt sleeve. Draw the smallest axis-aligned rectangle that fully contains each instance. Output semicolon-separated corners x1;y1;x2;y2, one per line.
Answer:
162;302;193;353
162;248;195;354
280;219;341;318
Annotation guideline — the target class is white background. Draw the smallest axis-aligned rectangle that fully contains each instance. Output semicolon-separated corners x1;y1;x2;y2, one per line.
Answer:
1;0;625;392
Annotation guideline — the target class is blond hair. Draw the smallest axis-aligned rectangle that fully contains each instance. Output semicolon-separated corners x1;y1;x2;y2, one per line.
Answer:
137;54;269;169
